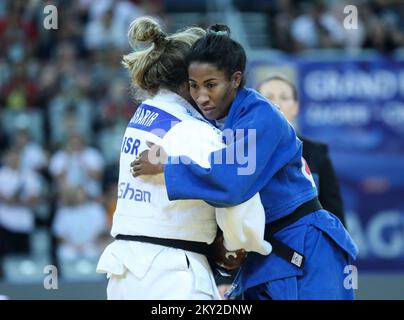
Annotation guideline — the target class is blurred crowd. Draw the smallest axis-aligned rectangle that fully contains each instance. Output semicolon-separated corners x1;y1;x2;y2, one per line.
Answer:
240;0;404;52
0;0;164;278
0;0;403;278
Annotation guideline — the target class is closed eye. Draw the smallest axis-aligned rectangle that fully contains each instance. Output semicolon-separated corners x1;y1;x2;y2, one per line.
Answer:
281;95;293;101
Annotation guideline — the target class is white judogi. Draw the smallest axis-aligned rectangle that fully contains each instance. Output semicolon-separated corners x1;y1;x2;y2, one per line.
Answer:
97;90;271;300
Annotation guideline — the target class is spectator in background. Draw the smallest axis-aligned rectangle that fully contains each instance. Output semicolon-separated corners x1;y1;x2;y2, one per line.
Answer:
1;62;38;110
49;131;107;263
13;126;48;175
49;131;105;201
266;0;298;53
52;185;108;261
258;75;346;226
0;147;43;277
0;0;38;62
360;1;404;53
84;7;123;50
47;82;94;148
84;0;145;51
96;80;134;164
290;0;345;51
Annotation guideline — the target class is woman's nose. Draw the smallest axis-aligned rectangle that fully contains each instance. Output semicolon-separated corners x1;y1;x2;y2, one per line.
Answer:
197;93;209;105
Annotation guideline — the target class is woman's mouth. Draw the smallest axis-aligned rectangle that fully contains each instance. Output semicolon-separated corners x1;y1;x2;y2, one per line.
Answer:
200;106;215;112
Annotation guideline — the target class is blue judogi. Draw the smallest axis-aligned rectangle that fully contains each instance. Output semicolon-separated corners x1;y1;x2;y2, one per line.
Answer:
164;88;358;300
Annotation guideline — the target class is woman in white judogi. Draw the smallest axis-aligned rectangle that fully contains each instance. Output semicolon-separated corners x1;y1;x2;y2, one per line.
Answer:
96;17;271;300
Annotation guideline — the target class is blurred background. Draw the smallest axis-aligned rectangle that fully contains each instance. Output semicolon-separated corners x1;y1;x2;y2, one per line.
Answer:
0;0;403;300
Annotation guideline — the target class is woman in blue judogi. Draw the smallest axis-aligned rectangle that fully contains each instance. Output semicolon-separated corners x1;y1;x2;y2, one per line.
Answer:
132;24;358;300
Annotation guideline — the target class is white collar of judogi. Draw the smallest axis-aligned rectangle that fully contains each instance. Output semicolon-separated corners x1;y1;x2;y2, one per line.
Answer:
153;89;208;124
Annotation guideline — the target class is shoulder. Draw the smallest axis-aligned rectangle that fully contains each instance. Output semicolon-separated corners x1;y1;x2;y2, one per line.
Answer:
135;101;183;124
165;119;221;144
232;88;287;128
163;119;223;168
142;95;196;123
240;88;278;114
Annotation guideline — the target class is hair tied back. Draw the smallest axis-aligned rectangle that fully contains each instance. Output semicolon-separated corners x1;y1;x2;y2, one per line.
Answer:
153;32;168;47
207;24;231;36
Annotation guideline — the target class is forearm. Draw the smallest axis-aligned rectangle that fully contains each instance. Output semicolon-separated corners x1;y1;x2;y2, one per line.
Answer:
164;157;257;207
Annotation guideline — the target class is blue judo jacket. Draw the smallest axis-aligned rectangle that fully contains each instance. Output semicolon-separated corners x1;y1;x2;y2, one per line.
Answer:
164;88;358;299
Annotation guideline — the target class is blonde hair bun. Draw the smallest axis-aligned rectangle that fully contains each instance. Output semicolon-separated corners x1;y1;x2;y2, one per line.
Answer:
123;17;205;95
128;16;166;46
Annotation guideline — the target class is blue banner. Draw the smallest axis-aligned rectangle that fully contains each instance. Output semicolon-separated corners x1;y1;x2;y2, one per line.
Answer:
298;59;404;155
247;57;404;271
297;59;404;272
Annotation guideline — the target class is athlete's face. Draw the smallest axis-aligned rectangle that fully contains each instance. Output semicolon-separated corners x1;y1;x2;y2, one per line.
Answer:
188;62;242;120
258;79;299;123
177;81;198;108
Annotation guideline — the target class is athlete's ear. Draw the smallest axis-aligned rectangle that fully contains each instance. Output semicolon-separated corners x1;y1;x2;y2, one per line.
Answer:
231;71;242;89
146;141;155;149
292;100;300;119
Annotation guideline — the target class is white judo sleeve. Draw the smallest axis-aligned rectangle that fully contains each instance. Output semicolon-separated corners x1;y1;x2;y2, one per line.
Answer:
215;194;272;255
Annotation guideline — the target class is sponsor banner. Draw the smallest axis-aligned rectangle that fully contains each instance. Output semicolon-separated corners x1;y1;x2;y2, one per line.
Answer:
248;57;404;271
298;59;404;271
298;59;404;155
